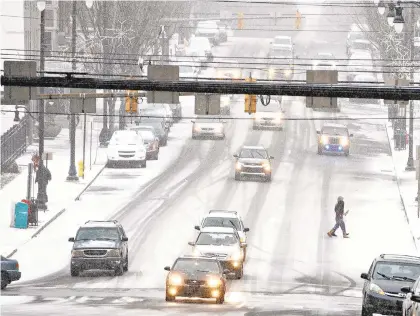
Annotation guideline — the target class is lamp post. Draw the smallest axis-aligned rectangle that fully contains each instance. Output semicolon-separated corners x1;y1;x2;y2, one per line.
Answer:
36;0;48;210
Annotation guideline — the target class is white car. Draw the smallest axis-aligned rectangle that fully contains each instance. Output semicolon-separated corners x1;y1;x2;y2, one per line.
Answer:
194;210;250;259
191;116;226;139
188;227;245;279
253;100;285;130
107;130;147;168
140;104;173;128
347;58;374;81
312;52;336;70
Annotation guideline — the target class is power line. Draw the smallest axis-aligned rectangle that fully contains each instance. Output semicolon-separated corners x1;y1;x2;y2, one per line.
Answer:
2;109;418;121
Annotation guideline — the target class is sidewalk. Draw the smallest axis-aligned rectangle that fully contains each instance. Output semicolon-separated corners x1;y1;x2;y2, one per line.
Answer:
386;120;420;250
0;119;107;257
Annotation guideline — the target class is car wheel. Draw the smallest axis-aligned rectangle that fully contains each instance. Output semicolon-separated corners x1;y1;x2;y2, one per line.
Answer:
317;146;322;155
361;306;372;316
115;262;124;276
344;150;349;157
265;174;272;182
1;272;9;289
123;254;128;272
215;293;225;304
70;265;80;277
106;161;112;168
236;266;244;279
165;293;175;302
235;172;241;181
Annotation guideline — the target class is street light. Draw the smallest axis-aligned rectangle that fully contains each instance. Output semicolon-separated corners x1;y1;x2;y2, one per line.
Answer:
387;3;396;26
394;6;405;33
36;0;48;210
378;0;386;15
85;0;94;9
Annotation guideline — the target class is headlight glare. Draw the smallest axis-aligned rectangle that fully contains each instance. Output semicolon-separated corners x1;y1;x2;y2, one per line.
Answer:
369;283;385;295
169;274;184;286
207;278;221;288
340;137;349;146
235;162;243;170
321;135;329;144
231;252;242;261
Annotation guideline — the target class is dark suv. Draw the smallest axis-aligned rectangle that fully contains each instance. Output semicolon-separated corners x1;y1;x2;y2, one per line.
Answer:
361;254;420;316
233;146;274;182
68;220;129;276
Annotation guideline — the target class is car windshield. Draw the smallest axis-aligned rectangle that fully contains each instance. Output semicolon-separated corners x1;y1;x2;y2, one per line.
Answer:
76;227;120;241
110;132;138;145
196;232;238;246
373;262;420;281
202;217;241;230
274;38;290;45
271;48;292;57
138;130;155;141
173;259;220;273
240;149;268;159
322;126;348;136
140;108;166;116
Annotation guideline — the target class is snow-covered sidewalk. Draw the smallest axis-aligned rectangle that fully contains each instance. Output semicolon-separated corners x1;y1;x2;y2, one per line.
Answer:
0;122;108;257
386;120;420;250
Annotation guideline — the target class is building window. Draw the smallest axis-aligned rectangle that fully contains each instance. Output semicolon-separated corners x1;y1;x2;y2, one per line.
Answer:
45;9;55;28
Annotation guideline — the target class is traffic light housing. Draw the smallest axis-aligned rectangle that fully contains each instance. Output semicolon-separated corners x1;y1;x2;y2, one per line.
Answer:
295;10;301;29
244;94;257;114
125;90;138;113
238;13;244;30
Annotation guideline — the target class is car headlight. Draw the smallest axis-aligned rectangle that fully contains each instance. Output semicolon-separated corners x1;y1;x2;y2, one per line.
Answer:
320;135;329;144
369;283;385;295
193;126;200;132
340;137;349;146
262;163;271;171
169;273;184;286
231;252;242;261
71;250;84;258
207;278;222;288
235;162;243;170
240;236;246;243
107;249;121;257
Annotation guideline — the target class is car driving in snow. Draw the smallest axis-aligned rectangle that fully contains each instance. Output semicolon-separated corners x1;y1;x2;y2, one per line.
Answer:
191;116;226;140
361;254;420;316
234;146;274;182
106;130;147;168
253;98;285;130
317;123;353;156
68;220;129;277
133;129;160;160
164;255;230;303
312;52;336;70
1;255;21;289
133;119;169;146
188;227;245;279
194;210;250;259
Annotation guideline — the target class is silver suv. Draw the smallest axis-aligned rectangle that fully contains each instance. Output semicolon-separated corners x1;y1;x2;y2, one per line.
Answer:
68;220;129;276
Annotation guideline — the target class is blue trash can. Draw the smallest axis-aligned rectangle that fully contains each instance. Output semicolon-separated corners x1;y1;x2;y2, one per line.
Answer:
14;202;29;229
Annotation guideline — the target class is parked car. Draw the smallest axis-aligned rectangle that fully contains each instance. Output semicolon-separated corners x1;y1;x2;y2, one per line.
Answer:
135;129;160;160
68;220;129;276
133;119;169;146
140;105;173;129
106;130;147;168
1;255;21;289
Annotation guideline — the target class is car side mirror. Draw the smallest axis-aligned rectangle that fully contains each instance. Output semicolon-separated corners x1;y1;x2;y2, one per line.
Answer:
164;266;171;271
360;273;370;280
68;237;75;242
233;154;238;158
412;294;420;303
188;242;195;246
349;134;354;137
244;228;250;232
122;237;128;242
194;225;201;231
316;131;321;134
401;286;412;294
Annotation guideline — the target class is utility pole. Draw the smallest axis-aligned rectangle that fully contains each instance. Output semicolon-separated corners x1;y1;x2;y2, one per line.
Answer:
37;4;48;210
406;6;416;171
67;0;79;181
99;1;109;146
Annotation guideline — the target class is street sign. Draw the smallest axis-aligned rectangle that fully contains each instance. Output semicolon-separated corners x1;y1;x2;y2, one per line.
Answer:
306;70;338;110
3;61;37;105
195;94;221;115
69;89;97;113
384;78;409;105
147;65;179;104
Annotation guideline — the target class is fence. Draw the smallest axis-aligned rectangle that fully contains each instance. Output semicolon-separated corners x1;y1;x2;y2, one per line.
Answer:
1;116;29;172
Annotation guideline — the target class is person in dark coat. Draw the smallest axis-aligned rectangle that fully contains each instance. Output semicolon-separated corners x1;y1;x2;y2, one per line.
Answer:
35;162;52;203
327;196;349;238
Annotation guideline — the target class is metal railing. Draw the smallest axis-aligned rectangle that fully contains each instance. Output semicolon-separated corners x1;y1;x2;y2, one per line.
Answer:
1;115;29;172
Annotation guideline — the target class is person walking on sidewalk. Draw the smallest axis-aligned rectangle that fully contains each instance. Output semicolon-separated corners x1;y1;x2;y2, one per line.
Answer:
34;154;52;203
327;196;350;238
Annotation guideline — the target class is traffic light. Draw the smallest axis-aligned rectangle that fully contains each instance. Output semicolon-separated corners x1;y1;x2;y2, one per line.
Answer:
244;94;257;114
125;90;138;113
238;12;244;30
295;10;301;29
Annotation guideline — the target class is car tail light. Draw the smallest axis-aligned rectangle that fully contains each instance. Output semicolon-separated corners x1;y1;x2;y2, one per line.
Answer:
16;262;19;270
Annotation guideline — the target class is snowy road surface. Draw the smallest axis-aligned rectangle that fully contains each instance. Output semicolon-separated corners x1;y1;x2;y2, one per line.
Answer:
1;12;417;316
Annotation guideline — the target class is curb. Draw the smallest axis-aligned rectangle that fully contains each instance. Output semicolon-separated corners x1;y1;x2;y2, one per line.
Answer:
6;165;106;259
385;123;419;251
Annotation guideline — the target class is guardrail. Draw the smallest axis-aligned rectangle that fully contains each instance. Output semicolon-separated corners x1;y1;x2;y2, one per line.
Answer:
1;115;29;172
